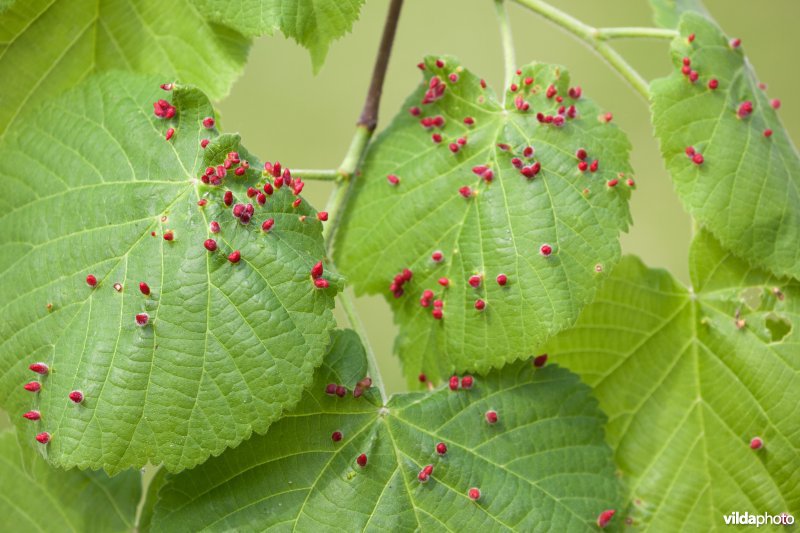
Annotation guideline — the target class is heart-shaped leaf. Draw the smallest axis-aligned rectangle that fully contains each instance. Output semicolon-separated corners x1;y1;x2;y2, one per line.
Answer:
651;13;800;279
0;71;341;474
196;0;365;73
336;57;633;384
547;231;800;530
0;428;140;531
149;329;620;531
0;0;250;137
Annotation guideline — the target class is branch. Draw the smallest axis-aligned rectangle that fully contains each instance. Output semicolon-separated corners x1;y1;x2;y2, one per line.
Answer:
494;0;517;103
358;0;404;132
512;0;652;101
321;0;404;404
290;169;339;181
597;27;678;40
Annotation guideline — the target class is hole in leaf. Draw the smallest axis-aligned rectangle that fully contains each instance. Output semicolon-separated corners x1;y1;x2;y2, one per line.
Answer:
765;314;791;343
739;287;763;310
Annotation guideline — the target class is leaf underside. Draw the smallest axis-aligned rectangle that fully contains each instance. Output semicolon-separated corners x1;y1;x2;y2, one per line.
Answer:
0;71;341;474
651;13;800;279
0;428;140;532
336;56;634;384
150;329;619;532
547;230;800;531
0;0;250;137
196;0;366;73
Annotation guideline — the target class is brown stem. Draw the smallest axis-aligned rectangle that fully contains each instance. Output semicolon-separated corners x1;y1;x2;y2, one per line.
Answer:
357;0;404;132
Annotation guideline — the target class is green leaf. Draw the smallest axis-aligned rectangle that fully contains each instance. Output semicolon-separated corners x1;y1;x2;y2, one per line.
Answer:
547;230;800;530
647;0;709;29
0;0;250;138
149;329;620;531
0;428;140;531
0;71;341;474
336;57;634;384
651;13;800;279
196;0;365;73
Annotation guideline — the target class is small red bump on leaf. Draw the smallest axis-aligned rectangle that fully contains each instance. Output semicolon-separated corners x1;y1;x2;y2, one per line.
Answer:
163;230;174;241
533;354;548;367
23;410;41;421
200;139;210;148
35;432;51;444
435;58;445;68
135;313;149;326
607;178;619;187
449;375;459;391
708;79;719;90
480;79;487;89
356;453;368;467
589;160;599;173
578;161;588;172
69;390;84;403
764;129;773;138
160;83;173;91
461;376;473;389
468;487;481;501
202;117;215;129
24;382;41;393
604;112;613;123
261;219;274;232
688;33;696;42
311;261;324;279
597;510;616;528
685;146;696;157
438;277;449;287
510;83;518;92
432;133;442;144
431;251;443;262
449;73;459;83
692;153;704;165
729;37;741;48
165;128;175;141
449;142;459;153
468;275;481;288
29;363;48;375
432;308;443;320
314;278;330;289
485;410;498;424
409;106;421;116
317;211;329;222
688;70;699;83
436;442;447;455
325;384;336;395
750;437;763;450
464;116;475;125
575;148;587;161
496;273;508;286
332;431;343;442
138;282;151;296
771;98;781;109
86;274;97;287
227;250;241;264
418;373;427;383
335;385;347;398
539;244;553;256
387;174;400;186
737;101;753;119
204;239;217;252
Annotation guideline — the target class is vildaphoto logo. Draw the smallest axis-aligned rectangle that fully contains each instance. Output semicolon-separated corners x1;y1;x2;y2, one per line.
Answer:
723;512;795;527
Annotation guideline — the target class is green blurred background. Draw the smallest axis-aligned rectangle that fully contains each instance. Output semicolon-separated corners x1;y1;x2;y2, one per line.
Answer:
216;0;799;395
